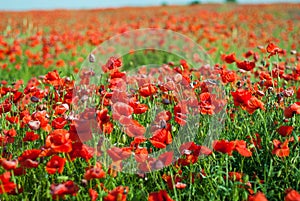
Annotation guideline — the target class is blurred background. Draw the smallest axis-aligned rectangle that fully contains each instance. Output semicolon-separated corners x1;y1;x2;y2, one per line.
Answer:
1;0;299;10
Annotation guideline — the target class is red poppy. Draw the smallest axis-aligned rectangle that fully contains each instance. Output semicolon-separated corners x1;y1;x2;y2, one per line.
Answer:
46;155;66;174
227;172;243;182
23;131;39;142
45;129;72;153
69;142;94;161
135;148;148;163
156;151;174;167
236;60;256;71
155;111;172;123
89;188;98;201
150;124;172;149
31;111;51;131
132;103;148;114
148;190;174;201
52;117;67;129
103;186;129;201
231;89;252;107
221;70;237;83
28;120;41;130
284;102;300;118
0;172;17;194
5;116;19;124
0;158;18;170
43;70;62;87
112;102;134;120
54;104;69;115
266;42;285;58
246;96;265;114
0;100;12;115
199;92;215;115
18;149;41;168
107;147;132;162
272;139;290;157
102;57;122;72
234;140;252;157
277;126;294;137
123;119;146;137
213;140;235;155
248;191;268;201
174;103;188;125
222;53;236;64
297;88;300;100
69;120;93;142
50;180;79;200
139;83;158;97
248;133;262;149
285;189;300;201
84;162;105;180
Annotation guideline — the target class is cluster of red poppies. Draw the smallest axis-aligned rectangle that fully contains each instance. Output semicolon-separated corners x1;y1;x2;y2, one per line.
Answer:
0;3;300;201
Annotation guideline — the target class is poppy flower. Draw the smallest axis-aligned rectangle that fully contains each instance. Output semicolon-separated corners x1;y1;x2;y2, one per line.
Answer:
248;191;268;201
103;186;129;201
18;149;41;168
50;180;79;200
84;162;105;180
155;151;174;168
248;133;262;149
112;102;134;120
54;104;69;115
245;96;265;114
222;53;236;64
43;70;62;87
69;142;93;161
277;126;294;137
213;140;235;155
174;103;188;125
221;70;237;83
297;88;300;100
23;131;39;142
266;42;285;58
0;158;18;170
5;116;19;124
132;103;148;114
107;147;132;162
272;139;290;157
135;148;148;163
150;124;172;149
285;189;300;201
284;102;300;118
234;140;252;157
46;155;66;174
70;120;94;142
123;119;146;137
0;100;11;115
231;89;252;107
236;60;256;71
28;120;41;130
52;117;67;129
139;83;158;97
102;56;122;72
148;190;174;201
89;188;98;201
227;172;243;182
45;129;72;153
0;172;17;194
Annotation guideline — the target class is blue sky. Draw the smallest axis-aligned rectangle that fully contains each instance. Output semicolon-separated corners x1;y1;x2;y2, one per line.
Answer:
0;0;299;10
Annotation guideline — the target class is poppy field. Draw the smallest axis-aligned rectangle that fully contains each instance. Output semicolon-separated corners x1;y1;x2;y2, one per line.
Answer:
0;3;300;201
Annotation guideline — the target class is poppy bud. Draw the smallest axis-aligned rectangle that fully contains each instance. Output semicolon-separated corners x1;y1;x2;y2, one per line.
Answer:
89;53;95;63
30;96;39;103
28;120;41;130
